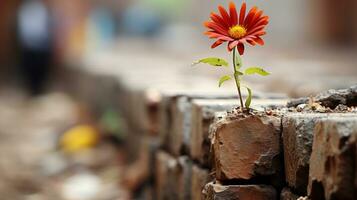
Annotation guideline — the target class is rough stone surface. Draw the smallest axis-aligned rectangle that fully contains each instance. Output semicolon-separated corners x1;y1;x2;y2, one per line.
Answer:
282;113;357;195
191;165;211;200
282;113;327;194
203;182;277;200
287;85;357;108
210;113;281;181
308;117;357;200
280;188;300;200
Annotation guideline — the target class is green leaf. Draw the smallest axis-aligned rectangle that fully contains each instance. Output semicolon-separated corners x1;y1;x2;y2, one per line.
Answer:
218;75;232;87
244;67;270;76
192;57;229;67
244;86;252;109
235;53;243;70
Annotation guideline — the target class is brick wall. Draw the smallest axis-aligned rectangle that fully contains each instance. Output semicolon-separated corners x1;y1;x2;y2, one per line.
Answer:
69;50;357;199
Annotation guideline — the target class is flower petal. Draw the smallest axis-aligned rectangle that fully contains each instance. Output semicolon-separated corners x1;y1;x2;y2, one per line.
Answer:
247;25;266;35
246;38;256;46
219;37;234;41
253;37;264;45
205;32;234;41
255;31;266;36
210;12;229;29
228;40;239;51
239;2;246;25
218;5;232;27
248;30;266;38
244;6;258;27
229;1;238;25
244;35;257;40
247;10;263;29
211;40;224;48
238;38;247;43
237;43;245;55
254;16;269;27
204;22;229;35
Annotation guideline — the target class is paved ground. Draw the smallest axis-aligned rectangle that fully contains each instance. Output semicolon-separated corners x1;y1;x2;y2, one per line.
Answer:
0;89;129;200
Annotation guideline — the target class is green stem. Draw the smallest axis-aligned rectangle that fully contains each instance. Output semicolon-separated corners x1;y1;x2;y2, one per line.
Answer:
232;48;244;111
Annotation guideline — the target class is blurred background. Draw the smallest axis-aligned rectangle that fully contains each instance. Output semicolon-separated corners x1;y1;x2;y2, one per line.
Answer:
1;0;356;95
0;0;356;199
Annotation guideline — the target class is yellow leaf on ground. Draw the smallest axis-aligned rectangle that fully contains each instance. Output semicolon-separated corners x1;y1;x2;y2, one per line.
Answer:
60;125;99;153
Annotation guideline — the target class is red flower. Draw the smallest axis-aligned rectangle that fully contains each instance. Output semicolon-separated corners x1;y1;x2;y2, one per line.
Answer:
204;1;269;55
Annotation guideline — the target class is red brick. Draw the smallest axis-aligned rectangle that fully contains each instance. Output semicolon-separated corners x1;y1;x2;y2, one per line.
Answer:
191;99;286;168
210;113;281;181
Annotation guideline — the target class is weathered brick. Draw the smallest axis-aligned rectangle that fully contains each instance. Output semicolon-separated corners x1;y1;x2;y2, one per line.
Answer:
159;93;238;156
158;94;172;151
282;113;326;194
191;165;211;200
190;99;237;167
280;188;300;200
155;150;177;200
354;132;357;195
159;90;286;156
203;182;277;200
190;99;286;167
174;156;192;200
119;88;162;161
210;112;282;181
308;117;357;200
158;94;195;156
169;96;192;156
154;151;194;200
122;137;159;191
282;113;357;195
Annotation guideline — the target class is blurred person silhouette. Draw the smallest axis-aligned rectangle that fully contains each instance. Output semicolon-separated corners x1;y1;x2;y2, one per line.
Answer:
17;0;54;95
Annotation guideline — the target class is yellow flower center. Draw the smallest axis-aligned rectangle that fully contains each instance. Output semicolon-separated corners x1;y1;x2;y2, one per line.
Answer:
228;25;247;39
